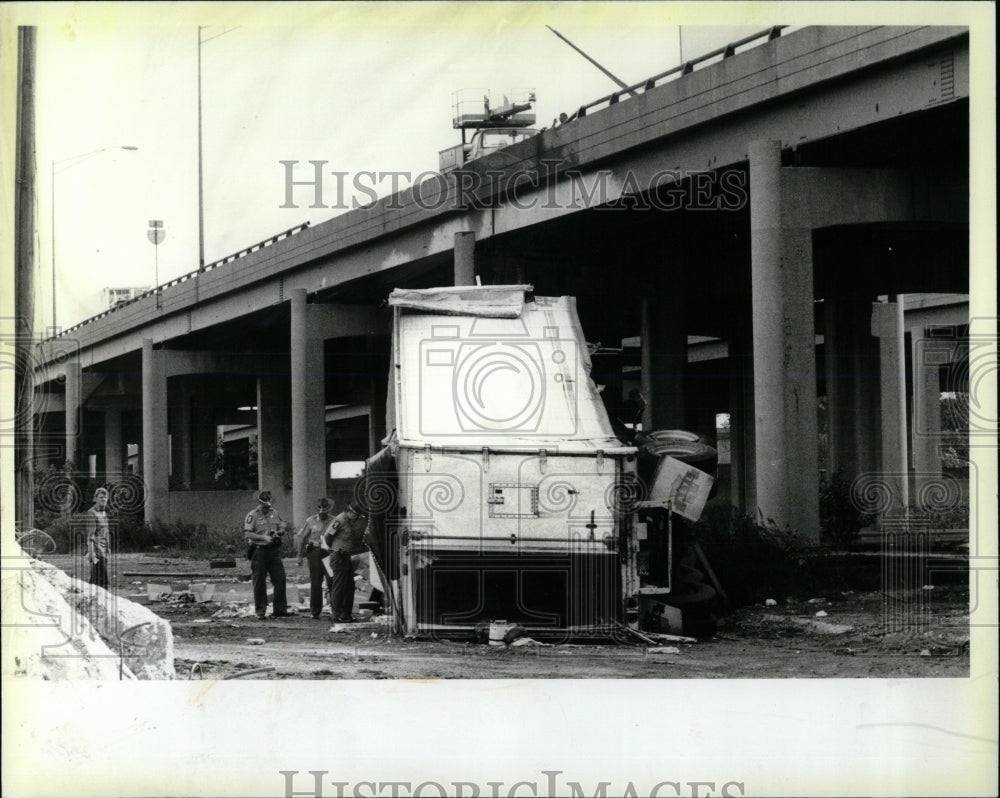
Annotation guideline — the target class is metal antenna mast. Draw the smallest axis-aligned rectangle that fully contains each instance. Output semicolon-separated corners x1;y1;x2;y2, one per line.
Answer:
546;26;638;97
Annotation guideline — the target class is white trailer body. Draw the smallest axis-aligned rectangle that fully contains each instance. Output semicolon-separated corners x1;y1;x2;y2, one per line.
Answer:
384;286;640;637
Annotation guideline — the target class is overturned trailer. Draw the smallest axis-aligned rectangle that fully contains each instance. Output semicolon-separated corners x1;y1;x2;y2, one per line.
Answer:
361;285;713;639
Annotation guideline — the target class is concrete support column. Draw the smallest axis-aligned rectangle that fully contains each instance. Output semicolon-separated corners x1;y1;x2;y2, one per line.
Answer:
871;300;909;512
454;231;476;286
824;298;857;477
291;289;327;526
104;408;123;480
169;381;193;488
257;375;287;492
852;303;880;479
63;361;81;466
640;289;687;431
749;139;820;541
910;327;942;505
142;338;169;523
727;319;756;513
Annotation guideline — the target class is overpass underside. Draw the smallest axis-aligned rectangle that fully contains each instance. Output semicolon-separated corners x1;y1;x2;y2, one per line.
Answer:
33;28;970;543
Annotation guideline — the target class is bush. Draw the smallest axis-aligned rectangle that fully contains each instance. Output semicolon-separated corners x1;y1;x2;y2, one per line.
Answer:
691;507;815;606
819;472;875;548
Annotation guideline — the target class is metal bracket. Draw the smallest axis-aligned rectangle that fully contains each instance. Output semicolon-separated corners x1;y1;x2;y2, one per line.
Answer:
596;450;605;472
423;444;432;472
482;447;489;472
538;449;547;474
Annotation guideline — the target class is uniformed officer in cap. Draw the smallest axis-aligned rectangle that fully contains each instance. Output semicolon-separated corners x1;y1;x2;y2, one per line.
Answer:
243;489;290;619
321;502;368;622
296;497;336;619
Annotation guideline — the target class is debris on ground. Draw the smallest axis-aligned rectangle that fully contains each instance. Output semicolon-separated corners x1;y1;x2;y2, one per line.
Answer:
503;625;528;644
246;638;265;645
760;614;853;635
815;610;829;617
642;632;698;644
764;598;778;606
511;637;548;647
647;646;681;655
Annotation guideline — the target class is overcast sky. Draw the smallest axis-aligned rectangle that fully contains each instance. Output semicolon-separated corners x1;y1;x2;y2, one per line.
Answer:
8;2;982;332
11;2;792;330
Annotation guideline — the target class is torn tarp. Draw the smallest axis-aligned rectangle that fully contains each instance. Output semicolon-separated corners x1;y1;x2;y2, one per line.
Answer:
388;285;531;317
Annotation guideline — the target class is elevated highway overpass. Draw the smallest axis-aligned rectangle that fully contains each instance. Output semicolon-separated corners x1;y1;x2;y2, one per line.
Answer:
29;25;971;538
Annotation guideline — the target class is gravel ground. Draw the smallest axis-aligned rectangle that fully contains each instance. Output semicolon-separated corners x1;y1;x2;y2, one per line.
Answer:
41;553;970;680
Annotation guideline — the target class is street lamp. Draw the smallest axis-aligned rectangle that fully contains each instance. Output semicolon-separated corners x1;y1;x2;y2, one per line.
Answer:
198;25;239;270
50;145;138;329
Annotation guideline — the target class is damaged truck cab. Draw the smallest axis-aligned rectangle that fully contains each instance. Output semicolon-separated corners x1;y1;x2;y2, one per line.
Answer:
364;285;706;639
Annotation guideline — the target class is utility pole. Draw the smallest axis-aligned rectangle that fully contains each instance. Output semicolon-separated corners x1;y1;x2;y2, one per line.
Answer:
198;24;240;271
197;25;205;269
15;26;37;530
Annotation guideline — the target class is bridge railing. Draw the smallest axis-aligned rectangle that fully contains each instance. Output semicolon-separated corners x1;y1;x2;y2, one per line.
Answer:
562;25;787;123
42;26;788;346
45;221;311;342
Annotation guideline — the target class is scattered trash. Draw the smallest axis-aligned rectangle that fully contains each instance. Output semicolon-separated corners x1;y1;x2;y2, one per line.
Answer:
503;625;528;645
488;621;517;646
209;559;237;569
329;624;349;633
225;666;275;679
761;614;852;634
922;585;935;591
658;603;686;635
168;592;196;604
511;637;547;647
191;619;211;624
641;632;697;644
246;638;265;645
212;604;265;618
189;583;215;603
764;598;778;606
835;647;855;655
370;632;379;639
647;646;681;655
919;648;931;657
146;583;172;601
815;610;829;617
807;598;826;604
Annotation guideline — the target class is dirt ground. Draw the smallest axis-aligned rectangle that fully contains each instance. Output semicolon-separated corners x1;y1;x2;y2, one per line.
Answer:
42;553;970;680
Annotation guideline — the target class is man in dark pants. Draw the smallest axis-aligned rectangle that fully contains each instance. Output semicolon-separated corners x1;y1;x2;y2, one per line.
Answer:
296;497;335;619
84;487;111;588
243;490;290;619
321;503;368;622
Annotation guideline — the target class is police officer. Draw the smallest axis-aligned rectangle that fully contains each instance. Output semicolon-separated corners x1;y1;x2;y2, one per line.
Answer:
243;490;290;619
296;497;335;619
321;503;368;622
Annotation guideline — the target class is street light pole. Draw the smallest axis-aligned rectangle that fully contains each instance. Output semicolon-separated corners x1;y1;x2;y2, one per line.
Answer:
197;24;239;271
50;145;138;329
198;26;205;270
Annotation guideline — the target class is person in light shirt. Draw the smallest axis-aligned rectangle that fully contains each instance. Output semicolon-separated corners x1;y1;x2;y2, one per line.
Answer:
296;497;336;619
243;490;291;619
84;488;111;588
